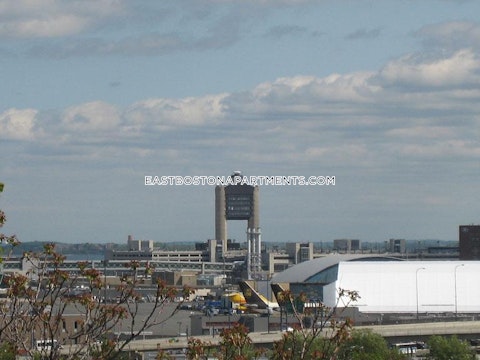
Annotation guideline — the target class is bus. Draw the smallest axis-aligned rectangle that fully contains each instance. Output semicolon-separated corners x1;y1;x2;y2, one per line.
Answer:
392;341;426;355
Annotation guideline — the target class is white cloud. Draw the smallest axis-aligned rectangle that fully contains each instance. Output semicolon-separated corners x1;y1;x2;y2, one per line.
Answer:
252;73;375;102
3;48;480;173
61;101;120;132
230;73;377;118
379;49;480;88
4;26;480;244
0;0;126;38
125;94;227;131
0;108;38;140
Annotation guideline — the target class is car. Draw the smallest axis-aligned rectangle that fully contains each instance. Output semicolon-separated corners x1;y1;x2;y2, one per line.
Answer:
35;339;61;352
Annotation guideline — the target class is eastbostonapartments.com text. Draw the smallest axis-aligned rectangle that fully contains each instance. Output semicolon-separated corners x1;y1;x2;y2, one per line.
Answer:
145;175;335;186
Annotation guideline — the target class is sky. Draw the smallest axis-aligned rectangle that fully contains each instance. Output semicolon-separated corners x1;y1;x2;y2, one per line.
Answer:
1;0;480;245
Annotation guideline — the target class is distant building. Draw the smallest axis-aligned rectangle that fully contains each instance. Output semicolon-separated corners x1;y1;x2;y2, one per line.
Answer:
195;239;218;262
459;225;480;260
263;242;319;276
196;273;227;287
264;252;291;275
286;242;314;264
333;239;361;253
3;313;87;349
152;270;198;287
105;235;209;262
127;234;153;252
389;239;406;253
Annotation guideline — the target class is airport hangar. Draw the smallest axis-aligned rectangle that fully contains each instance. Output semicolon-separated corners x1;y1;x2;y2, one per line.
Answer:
270;254;480;314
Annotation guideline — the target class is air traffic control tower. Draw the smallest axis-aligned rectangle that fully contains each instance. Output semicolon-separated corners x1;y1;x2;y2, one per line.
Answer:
215;171;261;279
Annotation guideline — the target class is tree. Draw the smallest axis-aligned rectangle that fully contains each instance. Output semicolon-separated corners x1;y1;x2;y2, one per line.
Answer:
186;337;213;360
271;331;333;360
427;335;474;360
186;323;265;360
0;185;193;359
216;323;265;360
271;288;360;360
336;329;405;360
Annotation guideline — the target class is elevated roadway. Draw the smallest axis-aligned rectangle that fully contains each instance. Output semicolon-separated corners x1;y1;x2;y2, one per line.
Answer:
121;320;480;352
357;320;480;338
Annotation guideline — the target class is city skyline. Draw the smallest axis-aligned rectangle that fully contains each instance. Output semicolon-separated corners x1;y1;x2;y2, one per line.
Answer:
1;1;480;244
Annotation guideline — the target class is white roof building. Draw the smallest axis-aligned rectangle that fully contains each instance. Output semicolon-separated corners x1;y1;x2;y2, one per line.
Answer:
335;261;477;313
272;255;479;314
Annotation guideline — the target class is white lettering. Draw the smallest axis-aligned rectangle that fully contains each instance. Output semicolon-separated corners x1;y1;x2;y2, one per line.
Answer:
143;175;336;186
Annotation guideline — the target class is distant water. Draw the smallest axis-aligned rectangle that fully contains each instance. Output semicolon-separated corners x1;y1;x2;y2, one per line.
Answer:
63;253;104;261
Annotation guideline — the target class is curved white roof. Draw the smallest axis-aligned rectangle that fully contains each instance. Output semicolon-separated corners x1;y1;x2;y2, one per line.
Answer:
271;254;402;283
272;257;480;313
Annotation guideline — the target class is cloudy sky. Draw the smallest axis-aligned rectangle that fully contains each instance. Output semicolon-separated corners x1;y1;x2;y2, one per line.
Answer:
1;0;480;246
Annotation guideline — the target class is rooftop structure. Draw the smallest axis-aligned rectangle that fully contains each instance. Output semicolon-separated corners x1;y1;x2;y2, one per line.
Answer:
333;239;361;253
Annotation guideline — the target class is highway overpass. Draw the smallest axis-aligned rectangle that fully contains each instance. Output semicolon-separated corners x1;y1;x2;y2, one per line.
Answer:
120;320;480;353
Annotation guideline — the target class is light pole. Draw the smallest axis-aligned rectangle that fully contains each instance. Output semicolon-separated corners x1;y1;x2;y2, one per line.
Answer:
416;267;426;320
454;264;464;317
267;278;270;333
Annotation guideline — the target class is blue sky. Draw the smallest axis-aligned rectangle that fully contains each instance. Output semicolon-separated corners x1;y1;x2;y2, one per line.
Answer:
1;0;480;245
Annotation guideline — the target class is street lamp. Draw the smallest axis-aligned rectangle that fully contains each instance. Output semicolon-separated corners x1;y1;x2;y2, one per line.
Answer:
267;278;271;334
454;264;464;317
416;267;426;320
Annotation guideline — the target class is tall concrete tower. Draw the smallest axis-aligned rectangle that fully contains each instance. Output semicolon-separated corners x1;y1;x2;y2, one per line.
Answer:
215;185;227;251
215;172;261;279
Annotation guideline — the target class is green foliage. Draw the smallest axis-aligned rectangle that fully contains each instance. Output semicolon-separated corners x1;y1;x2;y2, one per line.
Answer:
427;335;474;360
336;329;405;360
0;342;15;360
271;331;334;360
